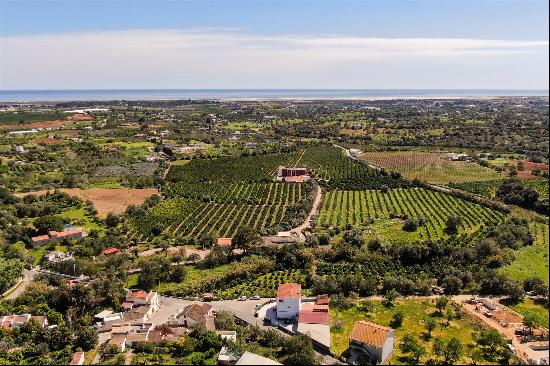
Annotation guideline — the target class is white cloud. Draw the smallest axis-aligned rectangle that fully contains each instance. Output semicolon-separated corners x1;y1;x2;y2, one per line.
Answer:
1;28;548;89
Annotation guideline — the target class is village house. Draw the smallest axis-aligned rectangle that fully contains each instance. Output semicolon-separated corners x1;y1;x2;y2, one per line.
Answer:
107;336;126;352
276;166;310;183
30;227;84;248
44;251;75;263
0;314;48;330
349;321;395;364
101;247;119;256
124;290;160;311
94;310;123;328
171;303;215;330
217;237;232;247
276;283;301;319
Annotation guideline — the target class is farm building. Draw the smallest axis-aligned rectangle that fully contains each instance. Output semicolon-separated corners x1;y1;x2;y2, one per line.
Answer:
30;227;83;247
276;166;310;183
101;247;119;256
217;237;232;247
349;321;395;364
276;283;301;319
172;303;215;330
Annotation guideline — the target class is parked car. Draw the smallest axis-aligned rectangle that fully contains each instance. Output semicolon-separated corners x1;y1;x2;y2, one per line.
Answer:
249;295;260;300
237;296;247;301
515;328;531;336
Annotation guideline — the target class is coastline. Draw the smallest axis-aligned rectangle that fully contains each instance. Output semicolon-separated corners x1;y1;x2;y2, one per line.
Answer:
1;95;548;104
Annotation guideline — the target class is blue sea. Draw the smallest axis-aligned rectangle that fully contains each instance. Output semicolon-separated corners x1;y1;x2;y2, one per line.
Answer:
0;89;548;102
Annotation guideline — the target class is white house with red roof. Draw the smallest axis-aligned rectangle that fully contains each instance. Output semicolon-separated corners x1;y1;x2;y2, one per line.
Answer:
349;321;395;364
276;283;301;319
30;227;83;248
123;290;160;311
0;314;48;330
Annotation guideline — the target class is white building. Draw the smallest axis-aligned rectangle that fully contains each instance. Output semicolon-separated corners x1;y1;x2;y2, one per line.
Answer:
123;290;160;311
276;283;301;320
349;321;395;364
45;251;74;263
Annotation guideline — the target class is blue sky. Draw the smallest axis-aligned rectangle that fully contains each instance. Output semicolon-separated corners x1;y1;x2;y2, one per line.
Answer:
1;0;548;89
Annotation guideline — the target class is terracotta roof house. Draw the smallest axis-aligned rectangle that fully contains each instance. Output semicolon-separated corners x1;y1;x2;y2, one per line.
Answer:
349;321;395;364
298;304;330;325
125;332;148;347
69;352;85;366
0;314;48;330
30;228;83;248
124;290;160;311
173;303;214;331
108;336;126;352
101;247;119;256
217;237;232;247
276;166;310;183
276;283;301;320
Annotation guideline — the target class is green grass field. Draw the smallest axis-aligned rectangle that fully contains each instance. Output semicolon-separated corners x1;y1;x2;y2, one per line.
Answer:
500;223;549;284
503;298;549;328
330;299;485;364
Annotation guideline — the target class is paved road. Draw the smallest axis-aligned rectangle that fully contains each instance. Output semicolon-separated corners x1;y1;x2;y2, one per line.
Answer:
4;269;37;300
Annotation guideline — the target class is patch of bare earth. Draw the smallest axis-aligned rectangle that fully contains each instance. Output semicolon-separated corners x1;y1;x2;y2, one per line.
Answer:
15;188;158;218
0;114;94;130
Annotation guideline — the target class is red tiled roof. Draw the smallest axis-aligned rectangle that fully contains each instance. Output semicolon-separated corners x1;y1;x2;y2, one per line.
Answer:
277;283;301;299
69;351;84;365
315;294;329;305
349;321;393;348
101;247;119;255
180;303;213;321
31;235;50;242
217;238;232;246
129;290;150;299
300;304;328;312
298;310;329;325
51;228;83;238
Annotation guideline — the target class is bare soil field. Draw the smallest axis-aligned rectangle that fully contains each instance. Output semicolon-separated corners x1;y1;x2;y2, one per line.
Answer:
15;188;158;218
513;160;549;180
0;114;94;130
32;138;65;145
361;151;503;184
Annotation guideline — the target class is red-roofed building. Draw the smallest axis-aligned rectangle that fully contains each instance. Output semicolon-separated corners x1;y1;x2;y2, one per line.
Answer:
349;321;395;364
276;166;310;183
30;227;83;248
0;314;48;331
298;310;330;325
124;290;160;311
101;247;119;255
276;283;301;319
69;352;85;365
217;238;232;247
315;294;329;305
